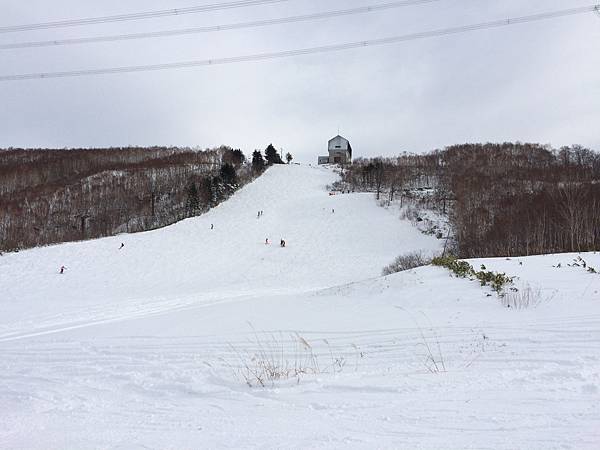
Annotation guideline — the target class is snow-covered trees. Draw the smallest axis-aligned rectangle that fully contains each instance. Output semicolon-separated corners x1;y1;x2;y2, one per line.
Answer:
185;182;200;216
343;143;600;258
0;146;256;251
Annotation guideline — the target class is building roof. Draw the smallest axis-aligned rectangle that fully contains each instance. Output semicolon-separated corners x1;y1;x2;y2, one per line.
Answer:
328;135;349;146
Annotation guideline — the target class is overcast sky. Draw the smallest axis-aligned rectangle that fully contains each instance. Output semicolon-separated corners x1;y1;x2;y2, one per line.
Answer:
1;0;599;161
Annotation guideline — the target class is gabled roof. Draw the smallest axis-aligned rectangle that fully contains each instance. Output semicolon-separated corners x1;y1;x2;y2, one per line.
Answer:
328;135;349;145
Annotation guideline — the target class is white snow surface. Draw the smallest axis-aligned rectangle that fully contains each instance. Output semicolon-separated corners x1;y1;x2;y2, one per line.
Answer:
0;164;599;449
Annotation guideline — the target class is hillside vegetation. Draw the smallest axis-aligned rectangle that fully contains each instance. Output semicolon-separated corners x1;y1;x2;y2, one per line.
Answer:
0;146;251;251
342;143;600;258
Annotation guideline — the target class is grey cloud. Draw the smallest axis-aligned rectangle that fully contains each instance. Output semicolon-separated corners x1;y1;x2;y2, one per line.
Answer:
0;0;598;160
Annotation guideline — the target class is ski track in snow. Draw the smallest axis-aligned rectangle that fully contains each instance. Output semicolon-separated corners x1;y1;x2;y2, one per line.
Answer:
1;165;599;449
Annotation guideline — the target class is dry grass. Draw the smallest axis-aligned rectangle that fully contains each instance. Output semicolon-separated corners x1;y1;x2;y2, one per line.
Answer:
229;329;361;387
501;285;544;309
396;307;446;374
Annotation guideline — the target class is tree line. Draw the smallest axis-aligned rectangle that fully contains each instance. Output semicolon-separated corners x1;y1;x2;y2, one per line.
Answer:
341;143;600;258
0;145;270;252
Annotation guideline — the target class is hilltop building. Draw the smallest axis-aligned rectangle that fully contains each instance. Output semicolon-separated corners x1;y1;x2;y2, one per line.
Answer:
318;135;353;165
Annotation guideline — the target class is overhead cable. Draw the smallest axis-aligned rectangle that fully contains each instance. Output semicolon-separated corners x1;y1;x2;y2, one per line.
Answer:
0;0;442;50
0;0;291;34
1;5;597;82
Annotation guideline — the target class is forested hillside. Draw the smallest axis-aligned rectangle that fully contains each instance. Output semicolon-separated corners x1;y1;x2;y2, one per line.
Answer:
0;146;253;251
342;143;600;258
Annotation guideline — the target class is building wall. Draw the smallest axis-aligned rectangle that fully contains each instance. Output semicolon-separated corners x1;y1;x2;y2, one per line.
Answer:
329;150;351;164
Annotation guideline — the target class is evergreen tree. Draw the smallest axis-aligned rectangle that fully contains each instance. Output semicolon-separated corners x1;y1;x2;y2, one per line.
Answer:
285;152;293;164
252;150;266;174
211;175;226;202
220;163;237;186
232;149;245;166
223;148;245;167
264;144;283;165
185;182;200;216
199;176;215;206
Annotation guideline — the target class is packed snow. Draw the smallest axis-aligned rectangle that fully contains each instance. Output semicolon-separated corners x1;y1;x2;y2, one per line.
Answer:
0;164;599;449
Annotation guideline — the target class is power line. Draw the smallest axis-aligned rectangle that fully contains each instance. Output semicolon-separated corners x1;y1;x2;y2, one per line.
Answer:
0;0;291;34
0;0;442;50
1;5;597;82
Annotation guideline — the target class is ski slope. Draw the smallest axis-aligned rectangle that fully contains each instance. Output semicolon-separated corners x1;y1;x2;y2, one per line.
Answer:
1;164;599;449
0;165;439;341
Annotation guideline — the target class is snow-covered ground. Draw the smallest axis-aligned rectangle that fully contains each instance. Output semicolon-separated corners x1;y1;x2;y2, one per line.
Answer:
0;165;599;449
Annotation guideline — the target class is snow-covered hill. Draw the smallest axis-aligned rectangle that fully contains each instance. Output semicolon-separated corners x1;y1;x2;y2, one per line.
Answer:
0;165;599;449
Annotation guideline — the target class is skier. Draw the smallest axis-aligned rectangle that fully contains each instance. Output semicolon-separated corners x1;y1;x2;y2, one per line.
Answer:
119;243;125;250
280;239;286;248
211;224;214;230
59;265;66;274
265;238;270;245
332;208;335;213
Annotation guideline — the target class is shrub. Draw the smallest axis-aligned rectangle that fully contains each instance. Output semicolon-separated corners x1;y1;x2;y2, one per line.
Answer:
399;204;422;223
474;270;514;293
383;251;430;275
432;255;515;294
431;256;473;277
